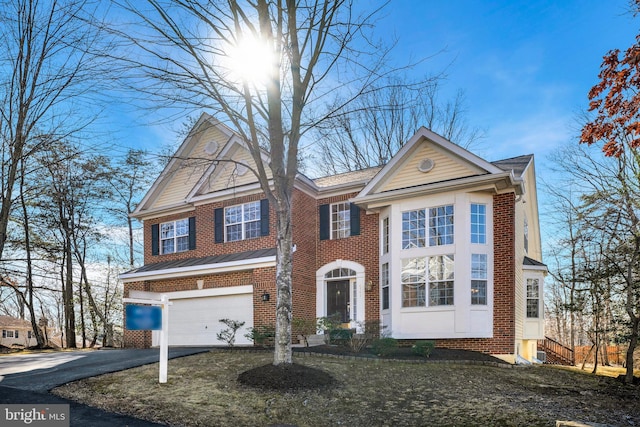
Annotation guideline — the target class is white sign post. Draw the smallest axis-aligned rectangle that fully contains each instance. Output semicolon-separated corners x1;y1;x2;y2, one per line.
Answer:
123;294;172;384
158;294;169;383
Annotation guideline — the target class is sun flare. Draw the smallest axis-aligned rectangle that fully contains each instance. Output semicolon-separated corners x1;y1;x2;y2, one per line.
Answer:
226;36;274;86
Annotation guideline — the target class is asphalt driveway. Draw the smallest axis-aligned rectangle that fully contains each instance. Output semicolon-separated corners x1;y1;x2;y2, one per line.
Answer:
0;347;211;426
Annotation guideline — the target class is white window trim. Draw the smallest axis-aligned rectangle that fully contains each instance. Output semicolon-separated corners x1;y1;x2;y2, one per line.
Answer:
330;202;350;240
160;218;189;254
225;201;261;242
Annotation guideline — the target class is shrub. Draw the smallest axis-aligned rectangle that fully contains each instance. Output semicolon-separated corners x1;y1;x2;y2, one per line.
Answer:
371;337;398;357
412;340;435;358
244;324;275;347
316;314;342;344
292;318;317;347
216;318;245;347
329;328;353;345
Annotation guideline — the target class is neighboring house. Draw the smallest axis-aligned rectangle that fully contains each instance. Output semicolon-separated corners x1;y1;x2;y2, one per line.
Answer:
121;113;546;363
0;316;38;348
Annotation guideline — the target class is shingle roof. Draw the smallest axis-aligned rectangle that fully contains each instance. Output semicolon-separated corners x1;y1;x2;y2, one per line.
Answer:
0;315;32;329
312;166;382;188
124;248;277;275
491;155;532;177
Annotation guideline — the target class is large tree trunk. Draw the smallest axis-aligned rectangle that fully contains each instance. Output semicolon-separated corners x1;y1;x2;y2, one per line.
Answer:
273;202;293;365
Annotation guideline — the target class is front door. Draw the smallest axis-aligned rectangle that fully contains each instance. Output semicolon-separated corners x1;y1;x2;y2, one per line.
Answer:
326;279;350;324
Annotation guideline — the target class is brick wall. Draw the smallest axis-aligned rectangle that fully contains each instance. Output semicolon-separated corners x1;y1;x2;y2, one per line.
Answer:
317;193;380;323
430;192;516;355
143;193;277;264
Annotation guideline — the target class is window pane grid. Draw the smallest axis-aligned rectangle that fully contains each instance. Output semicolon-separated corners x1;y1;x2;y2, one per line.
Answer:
402;210;426;249
225;201;261;242
471;203;486;244
331;202;350;239
381;263;390;310
429;205;454;246
471;254;487;305
160;219;189;254
428;255;454;306
526;278;540;318
401;258;426;307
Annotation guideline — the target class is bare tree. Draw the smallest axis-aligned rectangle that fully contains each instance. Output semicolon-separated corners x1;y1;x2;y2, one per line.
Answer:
0;0;111;343
114;0;416;365
314;79;483;174
551;142;640;383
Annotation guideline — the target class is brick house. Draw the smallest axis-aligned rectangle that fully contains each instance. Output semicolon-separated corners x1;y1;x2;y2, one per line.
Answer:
121;113;546;363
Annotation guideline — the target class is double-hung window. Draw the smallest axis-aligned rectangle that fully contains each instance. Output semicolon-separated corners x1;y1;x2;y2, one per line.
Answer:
160;219;189;254
225;201;261;242
401;258;426;307
402;205;454;249
471;204;486;244
471;254;487;305
526;278;540;318
331;202;350;239
428;255;454;305
381;263;390;310
401;255;454;307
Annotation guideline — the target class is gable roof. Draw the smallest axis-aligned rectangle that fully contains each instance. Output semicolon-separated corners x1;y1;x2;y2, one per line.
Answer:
0;316;33;329
352;128;526;209
132;117;532;220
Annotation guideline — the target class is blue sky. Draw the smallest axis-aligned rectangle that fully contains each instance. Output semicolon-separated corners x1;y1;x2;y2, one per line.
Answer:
374;0;637;163
119;1;638;168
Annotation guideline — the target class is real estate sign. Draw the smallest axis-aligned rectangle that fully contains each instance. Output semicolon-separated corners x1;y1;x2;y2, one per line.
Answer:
125;304;162;330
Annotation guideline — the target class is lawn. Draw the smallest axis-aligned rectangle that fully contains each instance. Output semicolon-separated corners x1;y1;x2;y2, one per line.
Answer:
52;350;640;427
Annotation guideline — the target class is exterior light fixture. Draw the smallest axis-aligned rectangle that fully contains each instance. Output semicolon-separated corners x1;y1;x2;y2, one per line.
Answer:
262;292;270;302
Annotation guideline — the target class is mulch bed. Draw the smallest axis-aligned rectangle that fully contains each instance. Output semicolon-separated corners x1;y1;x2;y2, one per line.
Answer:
292;344;510;364
236;344;509;392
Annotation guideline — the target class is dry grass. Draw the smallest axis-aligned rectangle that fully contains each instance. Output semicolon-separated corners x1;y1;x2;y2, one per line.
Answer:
52;351;640;427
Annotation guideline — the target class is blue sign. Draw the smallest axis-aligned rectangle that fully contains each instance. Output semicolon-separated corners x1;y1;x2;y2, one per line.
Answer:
126;305;162;330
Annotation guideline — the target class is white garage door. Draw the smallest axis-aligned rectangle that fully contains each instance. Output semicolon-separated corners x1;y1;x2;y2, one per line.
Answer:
151;288;253;347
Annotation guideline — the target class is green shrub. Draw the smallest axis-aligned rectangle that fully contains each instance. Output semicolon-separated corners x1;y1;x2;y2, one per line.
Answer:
244;324;275;347
412;340;435;358
329;328;353;345
371;337;398;357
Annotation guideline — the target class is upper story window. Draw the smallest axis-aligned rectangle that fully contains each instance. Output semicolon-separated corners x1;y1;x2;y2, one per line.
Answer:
471;203;486;244
402;205;454;249
225;201;261;242
319;202;360;240
161;219;189;254
2;330;15;338
524;215;529;254
331;202;350;239
471;254;487;305
526;278;540;318
214;199;269;244
382;217;389;254
151;217;196;256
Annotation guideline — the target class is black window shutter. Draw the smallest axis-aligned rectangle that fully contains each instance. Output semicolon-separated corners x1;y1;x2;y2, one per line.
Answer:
260;199;270;236
188;217;196;250
151;224;160;255
319;204;330;240
350;203;361;236
214;208;224;243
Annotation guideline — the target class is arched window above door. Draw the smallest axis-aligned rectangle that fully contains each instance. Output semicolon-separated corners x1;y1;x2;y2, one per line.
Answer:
325;268;356;279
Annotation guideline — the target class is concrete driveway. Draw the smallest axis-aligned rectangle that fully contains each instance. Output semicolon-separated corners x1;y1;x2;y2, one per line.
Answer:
0;347;211;426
